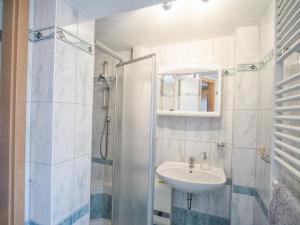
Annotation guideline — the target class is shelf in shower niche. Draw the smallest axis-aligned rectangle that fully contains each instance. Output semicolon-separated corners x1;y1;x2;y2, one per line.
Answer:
91;182;112;195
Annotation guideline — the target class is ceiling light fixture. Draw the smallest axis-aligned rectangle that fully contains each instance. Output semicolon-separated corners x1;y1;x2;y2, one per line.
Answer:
202;0;210;2
162;1;172;10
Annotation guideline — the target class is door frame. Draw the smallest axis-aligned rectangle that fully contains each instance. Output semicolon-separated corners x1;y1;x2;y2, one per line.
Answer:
0;0;29;224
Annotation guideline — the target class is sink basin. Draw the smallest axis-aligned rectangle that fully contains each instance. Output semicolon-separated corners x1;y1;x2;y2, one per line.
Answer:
156;162;226;194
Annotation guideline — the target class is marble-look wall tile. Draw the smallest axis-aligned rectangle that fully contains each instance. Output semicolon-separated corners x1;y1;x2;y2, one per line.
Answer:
92;106;114;134
27;42;33;102
222;75;234;110
253;198;268;225
185;117;211;142
52;160;74;225
91;163;113;186
233;148;256;187
149;39;213;71
75;104;92;157
183;192;209;214
259;0;275;58
93;81;105;107
24;162;30;222
74;213;90;225
255;152;270;206
258;63;274;110
53;103;75;163
57;0;78;35
235;26;259;64
90;218;111;225
77;10;95;44
162;139;185;162
73;155;91;211
234;72;258;110
173;190;184;208
156;116;163;138
231;193;254;225
233;110;257;149
211;110;233;144
91;182;112;196
184;39;213;65
28;0;35;30
155;138;163;167
31;40;54;102
210;143;232;178
76;50;94;104
34;0;56;30
212;36;235;69
184;141;210;164
25;102;31;162
257;110;272;152
54;40;77;103
30;102;53;164
30;162;51;225
162;116;186;140
208;185;231;219
91;163;103;182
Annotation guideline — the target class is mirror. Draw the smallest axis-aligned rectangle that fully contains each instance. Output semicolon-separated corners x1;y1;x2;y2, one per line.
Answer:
158;66;222;117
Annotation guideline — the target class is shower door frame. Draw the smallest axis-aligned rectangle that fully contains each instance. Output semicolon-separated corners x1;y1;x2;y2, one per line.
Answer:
113;54;157;225
0;0;29;224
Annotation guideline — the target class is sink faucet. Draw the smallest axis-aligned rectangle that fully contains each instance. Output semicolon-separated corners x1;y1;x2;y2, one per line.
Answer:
189;157;195;173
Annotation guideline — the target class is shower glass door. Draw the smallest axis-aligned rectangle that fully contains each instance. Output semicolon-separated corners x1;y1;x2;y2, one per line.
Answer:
113;54;156;225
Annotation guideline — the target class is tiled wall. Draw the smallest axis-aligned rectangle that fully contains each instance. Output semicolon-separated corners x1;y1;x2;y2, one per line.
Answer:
143;37;235;224
143;26;264;225
254;1;275;225
25;0;94;224
231;26;259;225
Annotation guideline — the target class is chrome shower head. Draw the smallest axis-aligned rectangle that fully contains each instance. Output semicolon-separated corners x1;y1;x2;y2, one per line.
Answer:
96;74;110;91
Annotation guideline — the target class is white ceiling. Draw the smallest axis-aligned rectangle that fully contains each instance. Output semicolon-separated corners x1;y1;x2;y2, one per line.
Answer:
95;0;273;51
71;0;161;19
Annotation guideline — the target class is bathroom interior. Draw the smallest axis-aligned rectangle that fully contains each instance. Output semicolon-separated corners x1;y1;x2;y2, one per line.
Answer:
1;0;299;225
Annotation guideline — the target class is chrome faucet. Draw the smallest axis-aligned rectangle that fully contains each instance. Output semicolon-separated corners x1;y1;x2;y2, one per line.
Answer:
189;157;195;173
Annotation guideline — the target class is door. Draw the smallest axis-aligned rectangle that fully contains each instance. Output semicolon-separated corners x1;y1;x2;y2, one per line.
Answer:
113;54;156;225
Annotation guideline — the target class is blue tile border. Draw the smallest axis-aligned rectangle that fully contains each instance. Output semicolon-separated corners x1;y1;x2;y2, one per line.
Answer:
233;185;255;196
172;207;230;225
57;203;90;225
92;157;113;166
254;190;269;220
25;203;89;225
90;193;112;220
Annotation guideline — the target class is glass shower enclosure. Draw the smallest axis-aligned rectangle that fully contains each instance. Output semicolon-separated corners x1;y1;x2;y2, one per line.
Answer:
113;54;156;225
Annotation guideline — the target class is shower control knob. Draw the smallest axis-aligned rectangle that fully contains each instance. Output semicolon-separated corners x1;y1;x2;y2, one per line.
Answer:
106;116;111;122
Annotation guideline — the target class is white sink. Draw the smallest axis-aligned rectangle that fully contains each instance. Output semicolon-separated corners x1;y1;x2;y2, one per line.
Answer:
156;161;226;194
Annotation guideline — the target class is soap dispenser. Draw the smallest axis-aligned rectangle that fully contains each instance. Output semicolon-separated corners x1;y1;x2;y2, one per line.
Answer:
200;152;210;170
